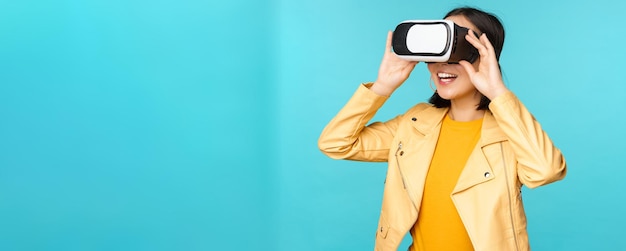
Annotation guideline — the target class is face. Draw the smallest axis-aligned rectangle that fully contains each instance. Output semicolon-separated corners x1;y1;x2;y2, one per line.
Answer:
427;15;481;104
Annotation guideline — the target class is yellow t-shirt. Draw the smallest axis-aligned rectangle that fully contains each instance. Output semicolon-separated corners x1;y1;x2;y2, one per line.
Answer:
410;114;483;251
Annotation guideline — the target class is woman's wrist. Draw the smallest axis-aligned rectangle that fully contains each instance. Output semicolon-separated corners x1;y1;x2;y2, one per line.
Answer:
370;81;395;97
486;85;509;100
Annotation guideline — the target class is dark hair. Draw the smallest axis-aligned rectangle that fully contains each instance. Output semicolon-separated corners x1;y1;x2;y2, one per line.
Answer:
428;7;506;110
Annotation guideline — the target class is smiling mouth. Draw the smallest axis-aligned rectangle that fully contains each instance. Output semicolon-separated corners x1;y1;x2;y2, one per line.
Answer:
437;72;458;82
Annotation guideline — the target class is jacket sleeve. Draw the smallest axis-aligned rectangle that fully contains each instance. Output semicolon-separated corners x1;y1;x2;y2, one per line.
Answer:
489;91;567;188
318;83;402;162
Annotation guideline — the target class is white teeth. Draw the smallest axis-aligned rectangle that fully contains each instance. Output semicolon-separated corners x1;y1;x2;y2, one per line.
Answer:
438;72;457;78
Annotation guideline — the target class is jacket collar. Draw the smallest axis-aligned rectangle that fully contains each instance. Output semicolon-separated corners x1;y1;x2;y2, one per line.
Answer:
410;105;507;147
408;104;510;193
410;105;447;136
478;110;508;147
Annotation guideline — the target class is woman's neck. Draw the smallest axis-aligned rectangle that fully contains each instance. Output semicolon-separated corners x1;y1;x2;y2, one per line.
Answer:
449;100;485;122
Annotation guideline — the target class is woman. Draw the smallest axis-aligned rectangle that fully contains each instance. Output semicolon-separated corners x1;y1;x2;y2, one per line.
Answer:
318;7;566;251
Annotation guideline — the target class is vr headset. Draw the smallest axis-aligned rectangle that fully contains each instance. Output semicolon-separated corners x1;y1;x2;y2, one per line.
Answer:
392;20;479;63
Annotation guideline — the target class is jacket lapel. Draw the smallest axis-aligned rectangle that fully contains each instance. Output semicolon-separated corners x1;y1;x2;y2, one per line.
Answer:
398;106;447;208
410;106;448;136
401;107;509;200
452;111;508;194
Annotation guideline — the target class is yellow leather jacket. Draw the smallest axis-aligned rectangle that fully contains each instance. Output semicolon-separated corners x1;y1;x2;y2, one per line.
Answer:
318;84;566;251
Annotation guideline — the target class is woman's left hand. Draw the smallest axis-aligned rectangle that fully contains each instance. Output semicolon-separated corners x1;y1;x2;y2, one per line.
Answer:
458;31;508;100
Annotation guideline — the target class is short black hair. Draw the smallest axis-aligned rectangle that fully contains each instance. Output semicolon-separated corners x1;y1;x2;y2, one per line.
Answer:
428;7;505;110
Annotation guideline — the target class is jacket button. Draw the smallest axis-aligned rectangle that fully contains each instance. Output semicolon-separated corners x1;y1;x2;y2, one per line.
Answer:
411;117;417;121
399;151;404;156
484;172;491;178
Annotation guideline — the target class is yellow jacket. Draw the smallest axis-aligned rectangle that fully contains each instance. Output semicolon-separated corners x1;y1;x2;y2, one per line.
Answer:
318;84;566;251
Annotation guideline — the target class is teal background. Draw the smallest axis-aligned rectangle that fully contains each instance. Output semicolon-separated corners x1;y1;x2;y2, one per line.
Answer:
0;0;624;250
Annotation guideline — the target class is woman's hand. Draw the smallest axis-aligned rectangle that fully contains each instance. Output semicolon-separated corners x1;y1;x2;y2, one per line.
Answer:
371;31;418;96
458;31;508;100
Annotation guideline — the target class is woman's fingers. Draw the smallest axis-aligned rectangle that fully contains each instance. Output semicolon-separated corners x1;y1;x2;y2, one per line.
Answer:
372;31;418;96
461;31;507;100
385;31;393;53
479;33;495;53
458;60;476;76
466;32;491;59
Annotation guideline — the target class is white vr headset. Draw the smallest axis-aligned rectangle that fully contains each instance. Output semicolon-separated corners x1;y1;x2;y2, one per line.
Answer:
392;20;479;63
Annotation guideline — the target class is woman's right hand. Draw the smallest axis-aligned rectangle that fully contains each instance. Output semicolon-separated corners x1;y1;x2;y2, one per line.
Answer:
370;31;418;96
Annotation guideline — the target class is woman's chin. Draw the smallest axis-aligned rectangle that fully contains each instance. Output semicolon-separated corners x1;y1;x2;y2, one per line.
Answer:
436;90;455;100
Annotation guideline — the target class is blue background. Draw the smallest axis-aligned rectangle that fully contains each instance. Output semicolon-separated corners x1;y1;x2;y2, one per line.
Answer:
1;0;624;250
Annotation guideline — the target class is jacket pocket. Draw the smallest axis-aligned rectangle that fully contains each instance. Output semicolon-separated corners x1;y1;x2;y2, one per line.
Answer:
376;213;390;239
